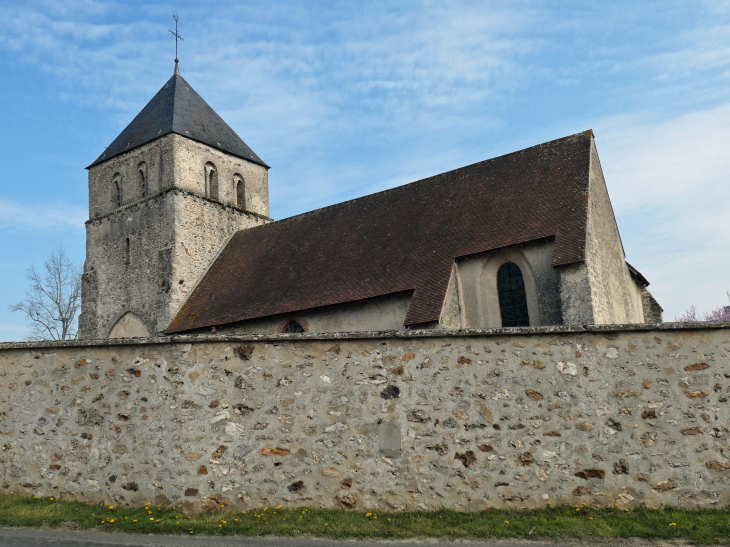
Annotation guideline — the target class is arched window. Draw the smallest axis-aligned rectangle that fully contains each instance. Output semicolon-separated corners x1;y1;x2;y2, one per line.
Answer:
111;175;122;208
204;162;218;200
285;320;304;333
234;176;245;209
125;237;130;266
497;262;529;327
138;162;147;198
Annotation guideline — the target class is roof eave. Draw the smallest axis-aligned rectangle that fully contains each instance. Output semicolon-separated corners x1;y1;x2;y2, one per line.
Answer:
86;131;270;170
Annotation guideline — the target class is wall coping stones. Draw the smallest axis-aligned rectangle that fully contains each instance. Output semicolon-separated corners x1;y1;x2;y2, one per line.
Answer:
2;321;728;351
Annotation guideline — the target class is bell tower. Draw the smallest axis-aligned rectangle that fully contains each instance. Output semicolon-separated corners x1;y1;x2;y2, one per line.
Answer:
78;63;272;339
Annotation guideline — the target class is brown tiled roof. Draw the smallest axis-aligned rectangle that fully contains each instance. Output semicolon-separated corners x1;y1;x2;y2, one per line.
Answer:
167;130;593;333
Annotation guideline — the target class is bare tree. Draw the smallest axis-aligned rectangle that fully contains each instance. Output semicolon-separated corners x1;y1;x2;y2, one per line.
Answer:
9;248;82;340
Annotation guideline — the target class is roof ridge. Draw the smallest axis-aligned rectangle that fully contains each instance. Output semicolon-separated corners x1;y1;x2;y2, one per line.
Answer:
266;129;594;228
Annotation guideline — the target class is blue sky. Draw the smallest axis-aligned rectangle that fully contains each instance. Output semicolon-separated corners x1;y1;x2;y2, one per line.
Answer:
1;0;729;341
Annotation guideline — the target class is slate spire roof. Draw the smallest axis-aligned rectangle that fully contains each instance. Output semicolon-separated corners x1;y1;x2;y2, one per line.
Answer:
88;64;268;169
167;130;595;334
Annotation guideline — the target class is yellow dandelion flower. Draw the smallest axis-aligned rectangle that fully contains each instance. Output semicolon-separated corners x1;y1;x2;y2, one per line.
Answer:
108;506;114;509
669;523;676;526
589;517;593;520
624;509;630;512
325;523;328;526
576;508;580;512
49;497;54;501
277;504;282;509
221;520;227;524
150;517;154;521
133;520;137;523
176;522;179;524
366;513;372;517
110;519;115;523
505;521;509;524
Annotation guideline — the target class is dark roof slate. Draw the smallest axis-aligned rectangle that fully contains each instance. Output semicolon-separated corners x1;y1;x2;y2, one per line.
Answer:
88;69;268;169
166;130;594;333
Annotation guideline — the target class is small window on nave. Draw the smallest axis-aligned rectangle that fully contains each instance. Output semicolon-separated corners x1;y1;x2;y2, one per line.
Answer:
286;320;305;333
497;262;529;327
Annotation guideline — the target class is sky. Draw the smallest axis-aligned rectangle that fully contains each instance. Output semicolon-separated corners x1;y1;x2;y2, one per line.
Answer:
0;0;729;341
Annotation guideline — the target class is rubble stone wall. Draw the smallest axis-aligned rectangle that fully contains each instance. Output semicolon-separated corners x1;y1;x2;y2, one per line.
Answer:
1;323;729;512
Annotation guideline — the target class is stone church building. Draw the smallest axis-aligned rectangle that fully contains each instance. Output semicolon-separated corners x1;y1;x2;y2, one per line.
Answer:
77;64;662;340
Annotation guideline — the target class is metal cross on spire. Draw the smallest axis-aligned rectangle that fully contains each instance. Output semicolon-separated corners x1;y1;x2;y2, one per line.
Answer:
169;15;184;72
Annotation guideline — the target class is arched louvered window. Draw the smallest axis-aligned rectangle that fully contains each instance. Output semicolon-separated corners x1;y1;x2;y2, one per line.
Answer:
111;175;122;208
497;262;529;327
204;162;218;200
138;161;147;198
235;178;245;209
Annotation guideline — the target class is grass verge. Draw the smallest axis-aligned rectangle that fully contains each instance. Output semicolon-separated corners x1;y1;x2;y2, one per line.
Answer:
1;494;730;543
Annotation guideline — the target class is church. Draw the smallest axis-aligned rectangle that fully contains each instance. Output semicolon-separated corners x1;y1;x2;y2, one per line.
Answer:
77;63;662;340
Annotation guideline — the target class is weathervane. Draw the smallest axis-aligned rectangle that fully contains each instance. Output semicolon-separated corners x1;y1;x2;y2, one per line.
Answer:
169;15;184;71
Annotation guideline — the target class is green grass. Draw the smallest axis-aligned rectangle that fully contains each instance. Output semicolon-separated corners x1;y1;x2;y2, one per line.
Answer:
1;494;730;543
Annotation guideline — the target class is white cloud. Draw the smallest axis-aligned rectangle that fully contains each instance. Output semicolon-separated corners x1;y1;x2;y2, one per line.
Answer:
0;198;86;232
596;102;730;319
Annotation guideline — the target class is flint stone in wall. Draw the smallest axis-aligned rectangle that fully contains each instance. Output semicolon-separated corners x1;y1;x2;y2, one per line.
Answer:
77;408;104;426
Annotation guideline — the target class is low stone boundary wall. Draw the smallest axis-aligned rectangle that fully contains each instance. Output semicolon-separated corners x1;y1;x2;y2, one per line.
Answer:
1;323;729;512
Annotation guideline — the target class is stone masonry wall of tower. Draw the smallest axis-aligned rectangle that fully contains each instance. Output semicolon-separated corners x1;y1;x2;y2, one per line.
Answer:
78;134;271;340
